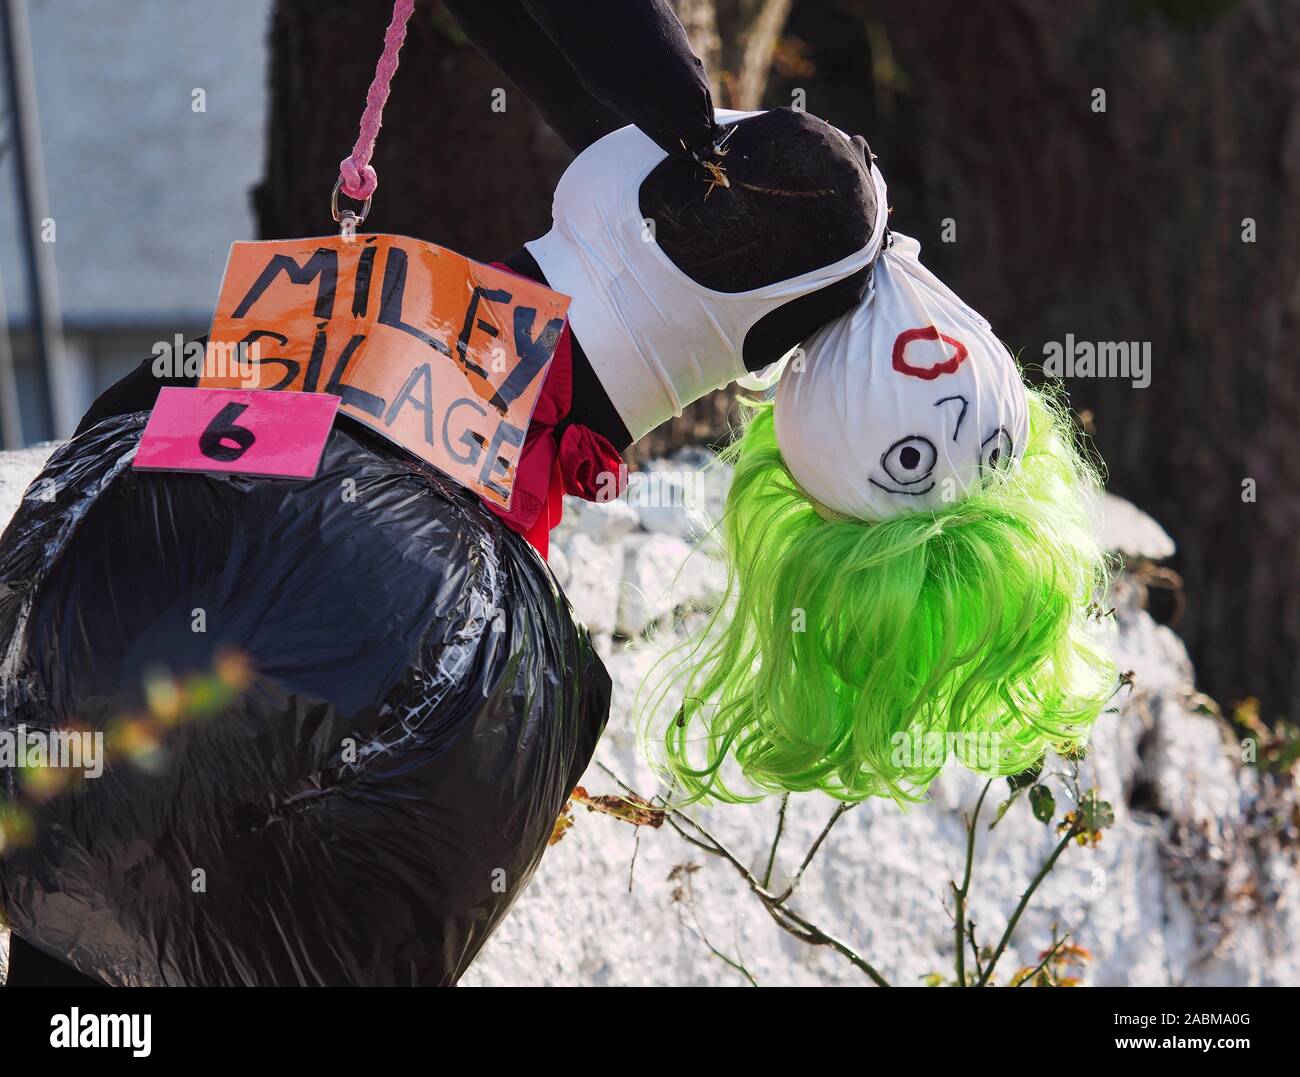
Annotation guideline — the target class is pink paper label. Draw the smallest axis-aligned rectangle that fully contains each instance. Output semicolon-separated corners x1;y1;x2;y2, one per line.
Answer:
133;387;340;479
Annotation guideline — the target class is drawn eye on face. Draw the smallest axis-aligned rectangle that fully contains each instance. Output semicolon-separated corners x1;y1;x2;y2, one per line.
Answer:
980;427;1015;476
871;434;938;496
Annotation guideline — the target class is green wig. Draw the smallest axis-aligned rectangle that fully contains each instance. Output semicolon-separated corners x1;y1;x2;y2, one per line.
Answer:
642;387;1116;803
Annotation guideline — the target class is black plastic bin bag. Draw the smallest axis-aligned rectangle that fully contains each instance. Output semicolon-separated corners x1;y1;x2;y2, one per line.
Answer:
0;412;610;985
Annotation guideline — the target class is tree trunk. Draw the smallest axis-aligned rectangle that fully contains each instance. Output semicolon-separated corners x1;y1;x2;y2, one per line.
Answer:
676;0;794;108
253;0;568;258
771;0;1297;722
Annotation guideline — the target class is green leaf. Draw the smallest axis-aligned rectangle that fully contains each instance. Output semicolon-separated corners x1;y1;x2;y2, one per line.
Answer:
1078;790;1115;831
989;792;1020;830
1029;783;1056;824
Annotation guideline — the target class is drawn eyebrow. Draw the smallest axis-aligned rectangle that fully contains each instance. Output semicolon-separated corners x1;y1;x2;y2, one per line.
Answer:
935;395;969;442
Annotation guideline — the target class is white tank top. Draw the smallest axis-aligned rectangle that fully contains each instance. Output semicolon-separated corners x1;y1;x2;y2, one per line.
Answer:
527;109;890;440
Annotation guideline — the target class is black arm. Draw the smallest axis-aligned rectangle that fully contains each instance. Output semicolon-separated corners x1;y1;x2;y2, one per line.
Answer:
441;0;717;158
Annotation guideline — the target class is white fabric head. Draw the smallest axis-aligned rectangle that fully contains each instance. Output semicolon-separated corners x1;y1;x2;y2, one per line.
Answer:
774;232;1029;521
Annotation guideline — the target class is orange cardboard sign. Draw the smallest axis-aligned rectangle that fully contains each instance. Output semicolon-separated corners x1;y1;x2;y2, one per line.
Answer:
202;234;570;508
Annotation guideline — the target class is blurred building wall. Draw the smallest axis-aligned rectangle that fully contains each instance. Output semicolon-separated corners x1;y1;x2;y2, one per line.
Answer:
0;0;272;442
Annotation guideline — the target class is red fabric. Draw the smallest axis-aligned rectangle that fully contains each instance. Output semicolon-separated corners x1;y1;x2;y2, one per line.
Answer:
482;264;627;559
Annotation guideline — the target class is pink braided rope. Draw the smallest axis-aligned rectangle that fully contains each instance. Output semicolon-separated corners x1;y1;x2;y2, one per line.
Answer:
338;0;418;201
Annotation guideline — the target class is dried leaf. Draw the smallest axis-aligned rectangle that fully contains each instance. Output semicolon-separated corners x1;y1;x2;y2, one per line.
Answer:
549;801;574;846
572;786;666;829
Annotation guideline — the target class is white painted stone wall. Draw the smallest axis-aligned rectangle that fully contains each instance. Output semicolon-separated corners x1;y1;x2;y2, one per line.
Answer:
465;452;1299;987
0;443;1295;986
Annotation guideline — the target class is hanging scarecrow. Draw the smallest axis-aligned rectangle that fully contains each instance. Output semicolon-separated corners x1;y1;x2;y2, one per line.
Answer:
0;0;1111;989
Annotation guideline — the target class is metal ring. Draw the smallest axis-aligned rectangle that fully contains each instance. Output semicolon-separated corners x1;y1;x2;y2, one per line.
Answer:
331;178;372;225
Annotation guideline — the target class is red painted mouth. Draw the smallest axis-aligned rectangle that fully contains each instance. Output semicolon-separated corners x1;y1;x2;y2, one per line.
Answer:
892;326;969;380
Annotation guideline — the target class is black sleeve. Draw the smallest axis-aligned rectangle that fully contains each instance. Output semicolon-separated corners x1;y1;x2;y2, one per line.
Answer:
442;0;717;159
439;0;624;154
